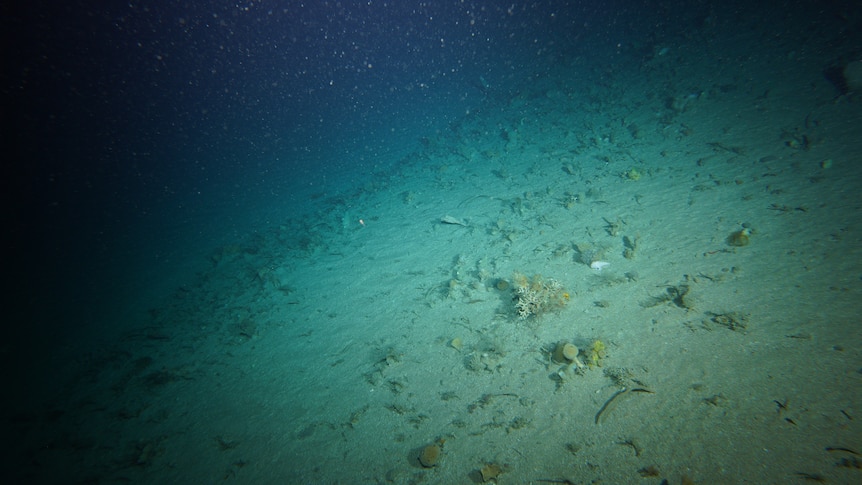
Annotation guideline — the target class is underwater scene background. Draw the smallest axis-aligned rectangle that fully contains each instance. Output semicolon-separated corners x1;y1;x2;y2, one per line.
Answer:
4;1;862;483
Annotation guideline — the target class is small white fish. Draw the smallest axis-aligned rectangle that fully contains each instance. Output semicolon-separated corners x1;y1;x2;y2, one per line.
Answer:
590;261;610;271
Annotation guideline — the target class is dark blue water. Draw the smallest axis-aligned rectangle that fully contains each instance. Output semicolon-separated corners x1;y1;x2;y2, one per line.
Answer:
6;1;655;344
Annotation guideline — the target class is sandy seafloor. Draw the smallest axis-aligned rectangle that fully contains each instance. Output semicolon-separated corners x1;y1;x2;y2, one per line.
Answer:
12;11;862;485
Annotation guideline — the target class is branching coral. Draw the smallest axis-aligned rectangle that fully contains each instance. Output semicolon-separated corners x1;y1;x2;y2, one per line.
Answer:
512;272;568;319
